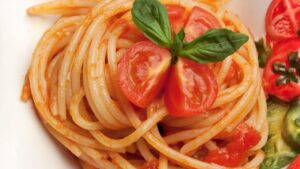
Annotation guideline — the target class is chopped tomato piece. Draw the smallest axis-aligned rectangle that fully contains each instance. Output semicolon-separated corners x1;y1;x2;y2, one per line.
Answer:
166;4;186;33
164;58;218;117
118;41;171;108
228;123;261;151
204;123;261;167
184;6;220;42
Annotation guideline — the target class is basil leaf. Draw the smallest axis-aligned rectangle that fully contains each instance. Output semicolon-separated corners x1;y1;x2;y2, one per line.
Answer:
132;0;171;48
178;29;249;63
177;27;185;42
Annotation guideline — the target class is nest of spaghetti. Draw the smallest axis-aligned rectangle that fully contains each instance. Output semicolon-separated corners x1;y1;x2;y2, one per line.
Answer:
23;0;268;168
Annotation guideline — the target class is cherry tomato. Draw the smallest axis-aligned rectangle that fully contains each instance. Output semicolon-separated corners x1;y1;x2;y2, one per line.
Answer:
288;155;300;169
266;0;300;43
118;41;171;108
164;58;218;117
263;38;300;102
166;4;186;33
140;160;158;169
204;123;260;167
184;6;220;42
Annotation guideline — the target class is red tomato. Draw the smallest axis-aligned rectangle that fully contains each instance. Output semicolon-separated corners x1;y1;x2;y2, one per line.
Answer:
118;41;171;108
184;6;220;42
288;155;300;169
166;4;186;33
263;38;300;102
164;58;218;117
205;123;260;167
266;0;300;43
119;21;147;42
140;160;158;169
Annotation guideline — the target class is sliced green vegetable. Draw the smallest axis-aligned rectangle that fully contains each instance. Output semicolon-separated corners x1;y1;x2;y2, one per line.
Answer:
255;38;272;68
260;98;297;169
283;97;300;150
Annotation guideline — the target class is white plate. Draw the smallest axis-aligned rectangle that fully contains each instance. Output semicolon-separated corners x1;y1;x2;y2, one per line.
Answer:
0;0;271;168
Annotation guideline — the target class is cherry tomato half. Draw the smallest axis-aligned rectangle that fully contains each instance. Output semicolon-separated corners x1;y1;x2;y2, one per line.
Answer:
166;4;186;33
118;41;171;108
263;38;300;102
184;6;220;42
164;58;218;117
266;0;300;44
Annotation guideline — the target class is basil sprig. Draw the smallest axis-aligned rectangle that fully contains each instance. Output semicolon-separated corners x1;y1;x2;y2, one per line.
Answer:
131;0;249;64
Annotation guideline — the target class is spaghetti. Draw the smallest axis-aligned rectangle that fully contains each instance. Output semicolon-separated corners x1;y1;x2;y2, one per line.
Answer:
22;0;268;168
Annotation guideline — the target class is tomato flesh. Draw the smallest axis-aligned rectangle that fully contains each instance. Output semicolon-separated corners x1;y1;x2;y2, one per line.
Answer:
228;123;262;151
184;6;220;42
266;0;300;43
263;38;300;102
164;58;218;117
118;41;171;108
288;155;300;169
204;123;261;167
166;4;186;33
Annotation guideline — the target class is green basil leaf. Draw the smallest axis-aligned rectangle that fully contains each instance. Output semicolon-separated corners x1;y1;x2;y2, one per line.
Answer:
132;0;171;48
178;29;249;63
177;27;185;42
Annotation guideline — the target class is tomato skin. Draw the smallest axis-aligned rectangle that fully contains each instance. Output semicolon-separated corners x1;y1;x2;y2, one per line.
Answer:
166;4;186;33
266;0;300;43
288;156;300;169
118;41;171;108
164;58;218;117
184;6;220;42
263;38;300;102
205;123;260;167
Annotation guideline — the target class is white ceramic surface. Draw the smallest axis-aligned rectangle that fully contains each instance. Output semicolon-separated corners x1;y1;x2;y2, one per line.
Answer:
0;0;271;168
